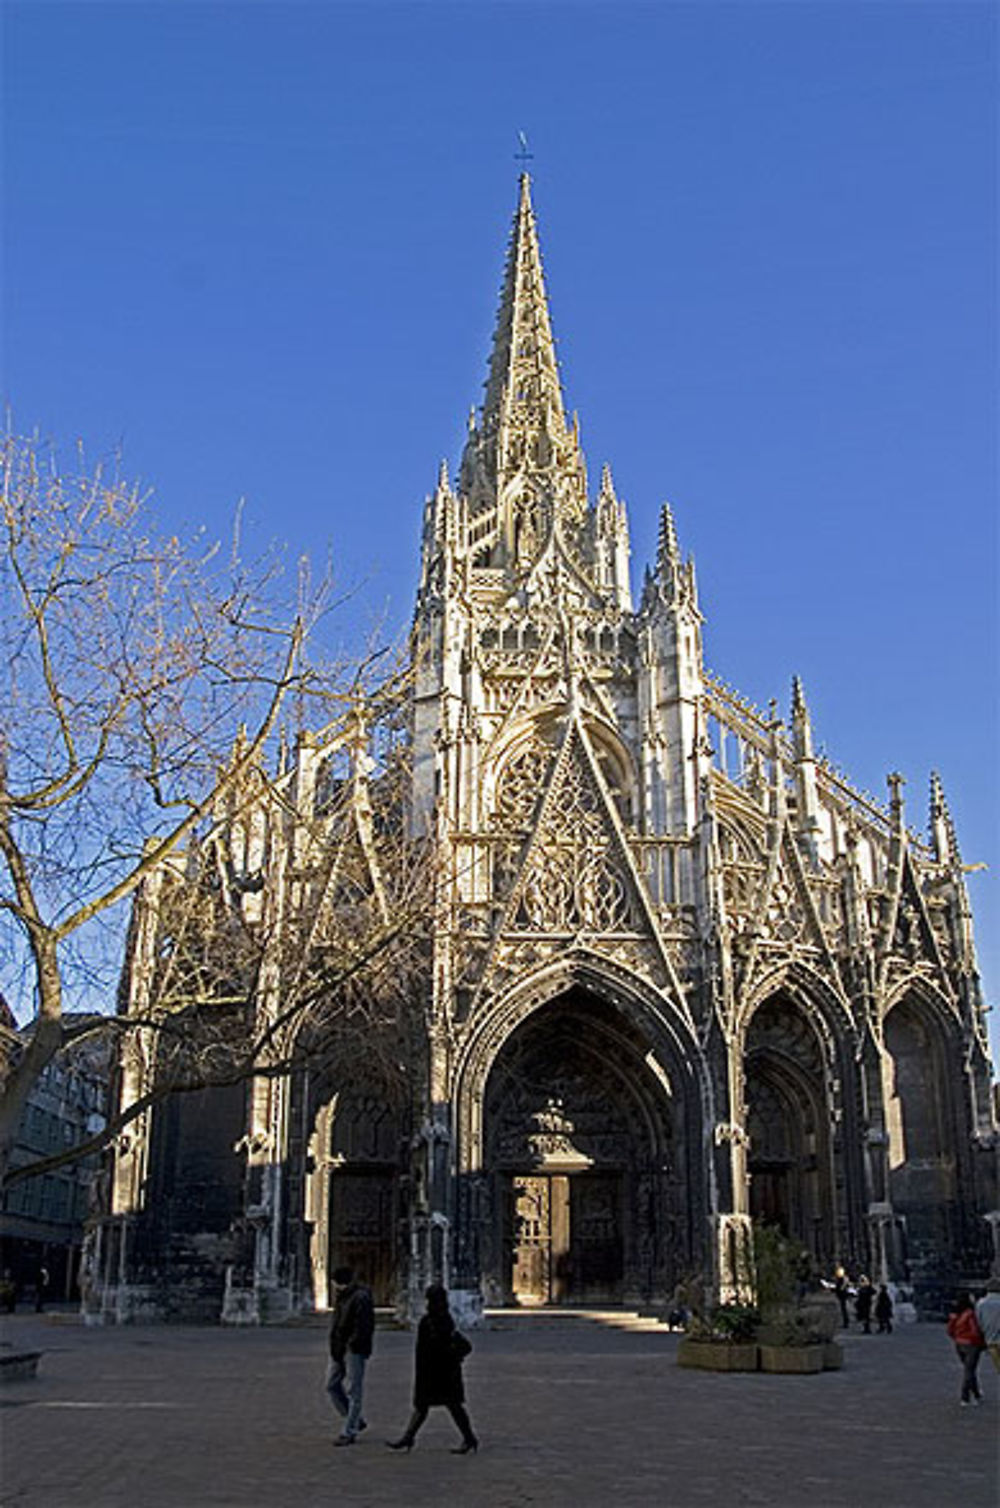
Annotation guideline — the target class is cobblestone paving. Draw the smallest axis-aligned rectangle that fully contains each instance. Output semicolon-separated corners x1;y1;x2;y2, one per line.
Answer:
1;1309;997;1508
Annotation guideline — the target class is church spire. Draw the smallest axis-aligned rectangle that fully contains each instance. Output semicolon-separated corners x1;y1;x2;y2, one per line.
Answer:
460;175;586;540
481;174;565;454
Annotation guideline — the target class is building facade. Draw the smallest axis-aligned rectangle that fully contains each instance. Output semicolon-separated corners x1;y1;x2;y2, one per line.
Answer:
1;999;110;1307
93;177;997;1324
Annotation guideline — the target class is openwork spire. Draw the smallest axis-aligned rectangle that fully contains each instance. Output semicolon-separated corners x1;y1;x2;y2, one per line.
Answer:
460;175;586;543
481;175;565;454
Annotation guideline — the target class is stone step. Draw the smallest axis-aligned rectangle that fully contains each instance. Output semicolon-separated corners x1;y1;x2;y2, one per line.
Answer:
483;1306;670;1332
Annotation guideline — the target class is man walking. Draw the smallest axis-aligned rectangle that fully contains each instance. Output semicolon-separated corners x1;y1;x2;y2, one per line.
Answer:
975;1278;1000;1373
326;1266;374;1446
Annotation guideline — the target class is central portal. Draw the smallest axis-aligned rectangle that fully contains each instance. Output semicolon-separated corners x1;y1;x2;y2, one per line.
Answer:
509;1171;623;1305
475;988;687;1308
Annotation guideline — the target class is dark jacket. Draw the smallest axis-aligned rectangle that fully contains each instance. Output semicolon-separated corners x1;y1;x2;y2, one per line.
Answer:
329;1283;375;1361
412;1312;471;1408
854;1284;873;1320
874;1289;894;1321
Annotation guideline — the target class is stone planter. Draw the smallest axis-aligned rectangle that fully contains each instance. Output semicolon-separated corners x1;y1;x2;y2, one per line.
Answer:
799;1291;840;1344
678;1338;759;1372
758;1343;824;1375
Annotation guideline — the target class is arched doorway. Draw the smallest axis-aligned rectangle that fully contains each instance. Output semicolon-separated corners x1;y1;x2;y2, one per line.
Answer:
302;1081;404;1309
744;994;835;1266
883;995;959;1278
477;988;683;1306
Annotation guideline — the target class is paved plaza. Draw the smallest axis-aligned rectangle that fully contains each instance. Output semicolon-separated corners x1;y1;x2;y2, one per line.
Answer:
1;1308;997;1508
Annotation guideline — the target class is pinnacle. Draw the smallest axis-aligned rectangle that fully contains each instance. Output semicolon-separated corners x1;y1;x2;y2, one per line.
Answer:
929;768;946;813
929;769;961;863
657;503;681;574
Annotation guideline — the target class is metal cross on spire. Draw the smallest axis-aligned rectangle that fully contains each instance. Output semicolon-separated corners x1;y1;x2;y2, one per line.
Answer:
515;130;534;170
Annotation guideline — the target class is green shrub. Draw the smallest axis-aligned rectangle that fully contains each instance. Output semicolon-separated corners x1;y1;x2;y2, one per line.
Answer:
707;1301;760;1342
752;1222;808;1312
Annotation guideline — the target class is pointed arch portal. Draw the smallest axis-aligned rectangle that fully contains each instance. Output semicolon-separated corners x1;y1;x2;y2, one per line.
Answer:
468;986;690;1306
297;1070;404;1310
744;993;837;1267
883;993;960;1278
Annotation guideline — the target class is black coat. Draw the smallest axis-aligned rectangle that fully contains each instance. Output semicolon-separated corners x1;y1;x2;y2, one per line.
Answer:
329;1283;375;1361
412;1313;470;1408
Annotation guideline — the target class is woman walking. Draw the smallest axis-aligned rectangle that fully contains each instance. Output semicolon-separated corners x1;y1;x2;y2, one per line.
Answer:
946;1291;985;1406
386;1284;479;1454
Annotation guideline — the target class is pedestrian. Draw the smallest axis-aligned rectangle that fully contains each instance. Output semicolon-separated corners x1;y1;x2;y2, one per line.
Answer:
854;1275;873;1334
34;1265;49;1314
386;1283;478;1454
875;1284;894;1334
946;1291;985;1406
666;1281;690;1331
832;1265;851;1329
974;1278;1000;1373
326;1265;374;1446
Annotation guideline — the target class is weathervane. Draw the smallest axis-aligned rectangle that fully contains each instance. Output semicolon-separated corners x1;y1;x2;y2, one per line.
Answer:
515;130;534;170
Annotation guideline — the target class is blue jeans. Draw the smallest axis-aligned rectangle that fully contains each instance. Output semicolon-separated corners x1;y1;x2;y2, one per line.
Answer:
326;1353;367;1437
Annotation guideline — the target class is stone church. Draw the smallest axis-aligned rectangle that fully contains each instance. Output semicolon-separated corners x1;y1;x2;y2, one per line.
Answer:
90;176;997;1324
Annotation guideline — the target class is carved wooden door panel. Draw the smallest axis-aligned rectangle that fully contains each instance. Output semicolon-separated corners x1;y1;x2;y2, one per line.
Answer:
568;1173;623;1302
329;1169;396;1305
511;1175;551;1304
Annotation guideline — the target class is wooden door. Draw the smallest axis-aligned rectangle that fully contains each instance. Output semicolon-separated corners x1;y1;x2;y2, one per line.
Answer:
511;1175;550;1304
510;1173;623;1304
568;1173;623;1302
329;1169;396;1305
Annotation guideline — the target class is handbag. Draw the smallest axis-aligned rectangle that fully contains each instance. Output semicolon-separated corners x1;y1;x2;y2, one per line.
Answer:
449;1329;472;1361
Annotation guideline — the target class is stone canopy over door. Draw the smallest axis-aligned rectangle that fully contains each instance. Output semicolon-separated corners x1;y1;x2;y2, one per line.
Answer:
476;988;685;1307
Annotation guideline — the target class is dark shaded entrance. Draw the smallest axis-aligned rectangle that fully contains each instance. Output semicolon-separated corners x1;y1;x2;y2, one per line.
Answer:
509;1171;623;1304
744;994;835;1267
329;1168;396;1304
884;996;961;1283
479;988;685;1307
298;1078;403;1309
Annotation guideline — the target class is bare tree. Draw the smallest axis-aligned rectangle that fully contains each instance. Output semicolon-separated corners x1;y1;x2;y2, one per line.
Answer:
0;428;429;1188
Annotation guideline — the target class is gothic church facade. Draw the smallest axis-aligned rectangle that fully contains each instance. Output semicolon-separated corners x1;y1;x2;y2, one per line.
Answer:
92;177;997;1324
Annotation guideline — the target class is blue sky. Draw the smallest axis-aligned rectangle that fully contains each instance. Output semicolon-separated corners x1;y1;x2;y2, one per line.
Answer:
3;1;997;1052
